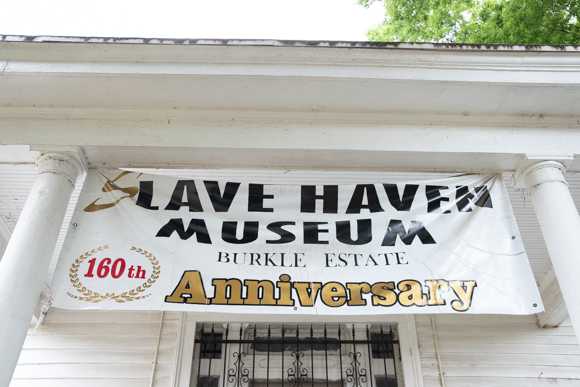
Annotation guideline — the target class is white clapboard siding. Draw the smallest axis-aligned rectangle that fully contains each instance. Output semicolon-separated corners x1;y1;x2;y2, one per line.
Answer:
11;309;180;387
416;314;580;386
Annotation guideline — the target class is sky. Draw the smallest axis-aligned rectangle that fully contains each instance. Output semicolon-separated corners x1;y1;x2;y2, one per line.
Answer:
0;0;386;41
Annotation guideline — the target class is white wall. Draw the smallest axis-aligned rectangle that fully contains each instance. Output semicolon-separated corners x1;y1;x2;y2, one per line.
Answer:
417;314;580;386
12;309;580;386
11;310;180;387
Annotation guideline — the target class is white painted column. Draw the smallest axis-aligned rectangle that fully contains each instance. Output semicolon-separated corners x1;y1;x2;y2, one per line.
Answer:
519;160;580;342
0;153;82;387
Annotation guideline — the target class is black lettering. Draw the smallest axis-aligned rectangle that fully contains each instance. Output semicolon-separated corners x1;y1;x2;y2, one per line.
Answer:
300;185;338;213
249;253;261;266
395;252;408;264
346;184;384;213
338;253;348;267
294;253;306;267
381;253;392;265
266;221;296;244
426;185;451;214
383;184;418;211
217;252;230;263
304;222;329;244
156;218;211;243
456;185;493;212
222;221;259;244
349;253;363;266
233;253;246;265
165;180;203;212
248;184;274;212
336;219;372;245
136;181;159;210
264;253;277;266
280;253;292;267
382;219;436;246
365;255;379;266
204;181;240;212
325;253;336;267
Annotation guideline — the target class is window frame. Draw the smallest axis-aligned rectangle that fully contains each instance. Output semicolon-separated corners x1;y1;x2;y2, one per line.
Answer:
171;314;424;387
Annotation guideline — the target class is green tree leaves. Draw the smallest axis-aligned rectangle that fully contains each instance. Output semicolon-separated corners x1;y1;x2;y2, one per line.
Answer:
358;0;580;44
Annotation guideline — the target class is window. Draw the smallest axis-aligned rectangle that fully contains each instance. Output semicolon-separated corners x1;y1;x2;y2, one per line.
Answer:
192;324;403;387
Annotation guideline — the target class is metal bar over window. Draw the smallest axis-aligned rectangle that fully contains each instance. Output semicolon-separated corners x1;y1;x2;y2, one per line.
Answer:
194;324;400;387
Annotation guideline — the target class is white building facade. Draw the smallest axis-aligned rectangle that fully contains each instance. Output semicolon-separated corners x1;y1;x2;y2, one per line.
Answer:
1;36;580;387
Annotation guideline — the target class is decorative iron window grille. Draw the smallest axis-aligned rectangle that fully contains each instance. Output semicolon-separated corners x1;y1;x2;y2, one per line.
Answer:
193;324;401;387
200;331;223;359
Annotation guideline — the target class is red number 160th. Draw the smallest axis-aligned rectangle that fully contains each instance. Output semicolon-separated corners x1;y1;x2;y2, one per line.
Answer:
84;258;126;279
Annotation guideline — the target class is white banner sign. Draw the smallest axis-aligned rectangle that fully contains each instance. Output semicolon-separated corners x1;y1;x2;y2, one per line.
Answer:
51;170;543;315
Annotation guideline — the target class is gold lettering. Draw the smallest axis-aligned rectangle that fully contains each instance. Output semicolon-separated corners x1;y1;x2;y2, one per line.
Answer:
425;280;449;306
212;278;244;305
293;282;322;307
449;280;477;312
245;280;276;305
165;271;208;304
397;280;427;307
346;282;371;306
321;282;347;307
371;282;397;306
276;274;295;306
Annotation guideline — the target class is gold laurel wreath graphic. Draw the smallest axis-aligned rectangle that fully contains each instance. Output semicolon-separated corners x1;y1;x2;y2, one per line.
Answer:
67;245;161;303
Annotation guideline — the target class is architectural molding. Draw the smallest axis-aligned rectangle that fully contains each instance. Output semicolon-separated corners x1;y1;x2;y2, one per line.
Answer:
514;155;574;188
35;153;84;187
398;315;424;387
172;313;197;387
2;127;580;173
3;107;579;127
2;40;580;120
30;146;88;175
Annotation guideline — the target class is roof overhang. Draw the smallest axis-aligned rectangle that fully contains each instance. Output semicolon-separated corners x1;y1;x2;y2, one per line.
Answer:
1;36;580;172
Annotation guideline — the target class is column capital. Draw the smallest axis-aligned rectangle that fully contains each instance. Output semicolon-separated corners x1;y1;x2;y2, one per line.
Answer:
516;160;567;194
513;154;573;192
36;153;84;187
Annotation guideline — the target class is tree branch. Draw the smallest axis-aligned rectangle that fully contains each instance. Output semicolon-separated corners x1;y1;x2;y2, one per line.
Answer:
540;24;580;37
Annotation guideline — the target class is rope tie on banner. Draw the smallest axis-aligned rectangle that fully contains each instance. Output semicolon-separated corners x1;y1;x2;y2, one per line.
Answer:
32;288;53;334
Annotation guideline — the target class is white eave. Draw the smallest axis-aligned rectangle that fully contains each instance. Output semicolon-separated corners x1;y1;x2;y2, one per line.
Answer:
0;35;580;172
